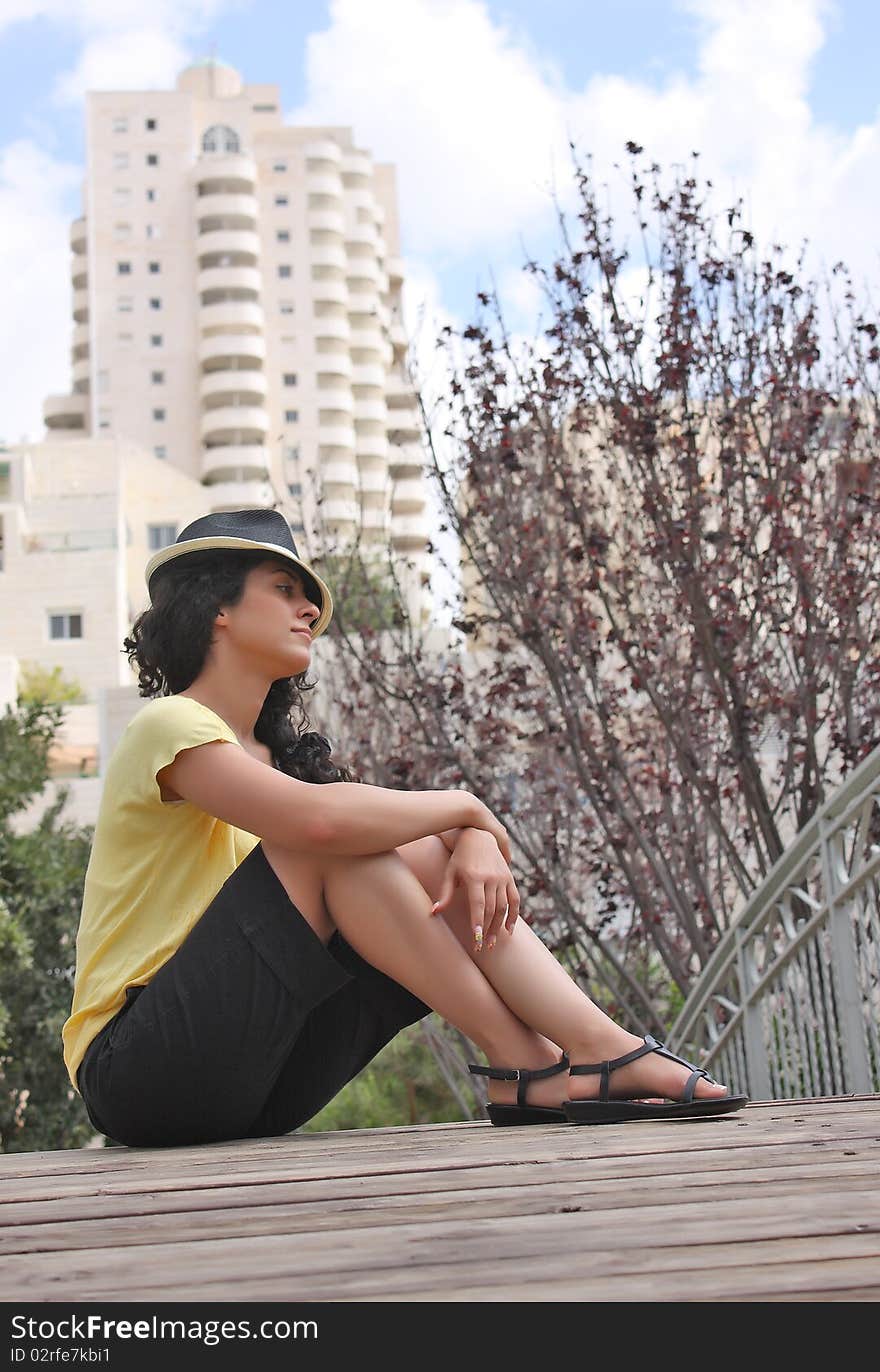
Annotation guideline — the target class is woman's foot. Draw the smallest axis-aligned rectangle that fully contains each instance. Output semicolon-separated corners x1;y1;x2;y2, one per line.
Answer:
485;1031;731;1110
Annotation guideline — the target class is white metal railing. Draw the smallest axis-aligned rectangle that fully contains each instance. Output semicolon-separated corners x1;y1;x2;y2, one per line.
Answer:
667;744;880;1099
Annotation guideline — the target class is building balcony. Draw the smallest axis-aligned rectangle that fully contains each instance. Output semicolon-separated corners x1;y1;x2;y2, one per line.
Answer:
358;464;389;496
386;372;417;407
72;323;90;360
346;222;378;249
303;140;343;164
72;357;91;388
320;460;360;488
70;218;87;254
199;300;264;334
355;433;389;460
387;406;421;441
305;172;343;199
350;363;384;389
314;314;351;344
72;289;89;323
196;193;259;229
391;476;425;513
316;386;354;413
195;153;258;195
197;265;262;297
321;497;359;524
200;369;268;406
361;506;388;530
388;443;424;478
348;324;384;353
347;289;381;317
316;355;353;383
200;405;269;445
311;277;349;306
310;242;348;271
346;255;381;286
317;423;355;450
354;397;388;425
196;228;261;264
203;478;276;510
199;333;266;369
307;208;346;235
391;513;429;548
341;150;373;180
201;445;271;484
43;393;87;430
386;255;404;284
389;319;408;349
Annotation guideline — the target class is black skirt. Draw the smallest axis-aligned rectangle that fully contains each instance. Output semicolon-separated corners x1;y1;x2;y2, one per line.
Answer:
76;842;432;1147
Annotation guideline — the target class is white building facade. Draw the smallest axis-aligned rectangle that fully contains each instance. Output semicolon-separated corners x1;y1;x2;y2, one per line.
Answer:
42;57;430;607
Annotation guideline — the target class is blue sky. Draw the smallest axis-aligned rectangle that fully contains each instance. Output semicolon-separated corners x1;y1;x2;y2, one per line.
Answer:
2;0;880;443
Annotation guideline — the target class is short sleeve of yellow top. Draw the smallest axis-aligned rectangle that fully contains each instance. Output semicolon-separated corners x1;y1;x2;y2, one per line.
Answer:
62;694;261;1093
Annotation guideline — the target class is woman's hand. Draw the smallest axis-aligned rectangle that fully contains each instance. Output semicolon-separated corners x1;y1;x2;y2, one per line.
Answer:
429;828;520;953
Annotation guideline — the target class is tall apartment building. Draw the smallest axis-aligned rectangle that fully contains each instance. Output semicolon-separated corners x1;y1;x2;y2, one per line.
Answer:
42;57;430;612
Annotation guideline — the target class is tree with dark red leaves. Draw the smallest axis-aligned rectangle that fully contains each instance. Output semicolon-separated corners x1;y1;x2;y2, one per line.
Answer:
312;145;880;1032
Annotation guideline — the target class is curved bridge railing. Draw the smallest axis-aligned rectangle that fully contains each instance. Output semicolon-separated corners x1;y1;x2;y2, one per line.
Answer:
667;744;880;1100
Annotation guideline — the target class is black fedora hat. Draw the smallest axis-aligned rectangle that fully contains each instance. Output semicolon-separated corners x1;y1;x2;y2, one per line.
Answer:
143;508;334;639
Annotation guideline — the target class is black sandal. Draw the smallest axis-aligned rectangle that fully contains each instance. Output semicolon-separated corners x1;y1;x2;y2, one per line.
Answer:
563;1034;749;1124
467;1051;570;1126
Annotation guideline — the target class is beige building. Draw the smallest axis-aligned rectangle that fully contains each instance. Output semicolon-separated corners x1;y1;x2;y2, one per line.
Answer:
42;56;430;603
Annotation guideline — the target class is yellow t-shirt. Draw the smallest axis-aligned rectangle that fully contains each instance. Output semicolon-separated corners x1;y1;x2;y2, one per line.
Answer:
62;694;261;1092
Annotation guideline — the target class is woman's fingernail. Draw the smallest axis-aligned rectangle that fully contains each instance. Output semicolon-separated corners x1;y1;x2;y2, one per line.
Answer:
488;936;496;951
474;926;483;949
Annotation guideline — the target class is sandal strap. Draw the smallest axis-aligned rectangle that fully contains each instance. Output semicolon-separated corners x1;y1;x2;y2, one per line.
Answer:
468;1051;570;1108
569;1034;715;1103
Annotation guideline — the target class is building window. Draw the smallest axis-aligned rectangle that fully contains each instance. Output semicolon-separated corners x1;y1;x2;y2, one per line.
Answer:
49;613;83;640
112;152;129;171
148;524;176;549
285;410;299;423
0;462;11;499
253;103;277;113
146;153;159;166
284;446;300;462
287;481;302;496
152;408;166;421
96;369;109;393
151;370;164;384
277;229;290;242
146;188;156;202
278;264;292;278
146;117;157;131
291;520;305;532
274;194;288;207
117;261;132;274
113;187;131;204
117;332;133;344
150;334;163;346
145;224;159;239
117;296;133;312
283;372;297;386
112;116;128;134
114;222;131;240
279;302;294;315
202;124;240;154
149;298;161;310
148;261;160;273
153;446;167;461
98;410;111;429
273;160;288;172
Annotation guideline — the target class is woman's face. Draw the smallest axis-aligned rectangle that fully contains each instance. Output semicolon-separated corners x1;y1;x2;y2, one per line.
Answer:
215;558;321;674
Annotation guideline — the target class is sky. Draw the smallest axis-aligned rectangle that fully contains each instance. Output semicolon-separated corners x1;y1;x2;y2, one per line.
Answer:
2;0;880;450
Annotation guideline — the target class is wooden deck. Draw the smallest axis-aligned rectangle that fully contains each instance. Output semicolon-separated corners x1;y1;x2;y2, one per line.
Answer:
2;1095;879;1303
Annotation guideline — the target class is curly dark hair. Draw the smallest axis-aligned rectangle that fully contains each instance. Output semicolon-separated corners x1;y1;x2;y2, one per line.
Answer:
122;548;360;784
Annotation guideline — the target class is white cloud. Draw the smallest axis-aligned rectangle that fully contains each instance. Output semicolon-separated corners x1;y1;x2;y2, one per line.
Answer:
291;0;880;293
0;140;80;444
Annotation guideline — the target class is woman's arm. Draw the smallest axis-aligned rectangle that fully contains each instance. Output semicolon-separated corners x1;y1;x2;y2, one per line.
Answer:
160;743;508;858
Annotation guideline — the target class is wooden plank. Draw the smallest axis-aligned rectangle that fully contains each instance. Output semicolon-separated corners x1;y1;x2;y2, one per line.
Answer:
2;1145;875;1232
6;1157;878;1256
2;1187;878;1301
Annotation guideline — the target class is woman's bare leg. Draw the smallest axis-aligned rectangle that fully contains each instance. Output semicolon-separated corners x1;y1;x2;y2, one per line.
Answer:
393;836;732;1109
260;839;562;1079
260;837;732;1111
